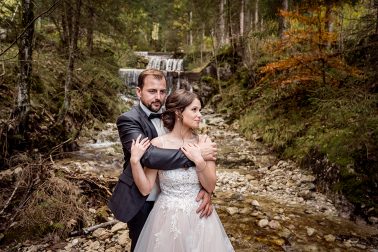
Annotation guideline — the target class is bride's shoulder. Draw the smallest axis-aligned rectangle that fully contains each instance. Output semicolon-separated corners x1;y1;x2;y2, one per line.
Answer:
198;134;212;143
151;136;163;147
151;135;170;148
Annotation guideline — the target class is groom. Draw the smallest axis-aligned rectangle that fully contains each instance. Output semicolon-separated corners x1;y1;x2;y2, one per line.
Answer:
108;69;216;251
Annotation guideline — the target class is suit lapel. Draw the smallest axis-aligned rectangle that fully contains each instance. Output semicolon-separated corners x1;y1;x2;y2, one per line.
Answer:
136;105;158;138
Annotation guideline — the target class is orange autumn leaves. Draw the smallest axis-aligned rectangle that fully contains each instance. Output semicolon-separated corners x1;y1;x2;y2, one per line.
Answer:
260;8;362;87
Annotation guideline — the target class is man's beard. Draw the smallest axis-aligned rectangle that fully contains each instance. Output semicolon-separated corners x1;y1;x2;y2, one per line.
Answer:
145;100;162;112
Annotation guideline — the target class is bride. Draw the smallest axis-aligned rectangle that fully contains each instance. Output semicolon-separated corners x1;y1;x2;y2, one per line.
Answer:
130;89;234;252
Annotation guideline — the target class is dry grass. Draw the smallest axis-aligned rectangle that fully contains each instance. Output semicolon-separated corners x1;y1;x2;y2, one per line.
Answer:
0;159;89;243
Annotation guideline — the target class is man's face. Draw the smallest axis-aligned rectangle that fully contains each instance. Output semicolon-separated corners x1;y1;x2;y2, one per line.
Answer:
136;75;167;112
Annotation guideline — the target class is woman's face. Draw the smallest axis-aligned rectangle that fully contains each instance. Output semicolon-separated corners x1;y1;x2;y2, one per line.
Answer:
181;98;202;129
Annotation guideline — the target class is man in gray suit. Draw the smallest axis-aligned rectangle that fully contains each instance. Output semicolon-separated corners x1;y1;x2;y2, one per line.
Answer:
108;69;216;251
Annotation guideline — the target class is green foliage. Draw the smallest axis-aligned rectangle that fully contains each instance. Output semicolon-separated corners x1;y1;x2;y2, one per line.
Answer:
0;29;127;167
216;67;261;115
234;71;378;218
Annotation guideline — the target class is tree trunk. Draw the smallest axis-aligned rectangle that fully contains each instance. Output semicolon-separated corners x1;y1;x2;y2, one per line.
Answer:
210;29;221;94
86;6;94;54
375;0;378;34
58;0;82;124
189;11;193;46
219;0;226;45
227;0;234;46
15;0;34;134
325;1;334;49
61;1;72;51
247;7;252;33
240;0;245;36
254;0;259;32
339;10;344;51
200;24;204;65
278;0;288;38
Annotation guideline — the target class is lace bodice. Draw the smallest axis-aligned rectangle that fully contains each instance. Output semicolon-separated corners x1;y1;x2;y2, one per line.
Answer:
158;167;201;199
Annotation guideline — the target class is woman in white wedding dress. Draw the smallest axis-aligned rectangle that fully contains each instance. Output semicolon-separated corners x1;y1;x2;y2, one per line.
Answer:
130;89;234;252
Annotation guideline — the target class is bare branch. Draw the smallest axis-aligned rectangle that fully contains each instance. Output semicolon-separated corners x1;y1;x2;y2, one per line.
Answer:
69;220;119;236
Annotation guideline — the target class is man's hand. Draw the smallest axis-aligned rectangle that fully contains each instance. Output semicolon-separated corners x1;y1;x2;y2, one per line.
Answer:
196;189;213;218
198;135;217;161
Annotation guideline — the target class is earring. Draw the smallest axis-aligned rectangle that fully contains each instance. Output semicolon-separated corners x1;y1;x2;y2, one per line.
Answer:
175;111;183;122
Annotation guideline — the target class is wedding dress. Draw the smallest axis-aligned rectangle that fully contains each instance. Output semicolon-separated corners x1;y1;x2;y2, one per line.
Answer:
134;167;234;252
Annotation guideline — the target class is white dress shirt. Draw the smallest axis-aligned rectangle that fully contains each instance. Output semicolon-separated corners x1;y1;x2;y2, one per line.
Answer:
139;102;167;201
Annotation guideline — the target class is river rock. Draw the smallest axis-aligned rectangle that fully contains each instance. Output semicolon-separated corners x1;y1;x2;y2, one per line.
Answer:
71;238;80;246
306;227;316;236
105;247;118;252
324;234;336;242
251;200;260;208
268;220;281;229
231;192;245;201
87;240;100;250
278;227;292;239
117;230;130;246
226;207;239;215
111;222;127;233
92;228;111;240
258;219;269;228
239;208;250;214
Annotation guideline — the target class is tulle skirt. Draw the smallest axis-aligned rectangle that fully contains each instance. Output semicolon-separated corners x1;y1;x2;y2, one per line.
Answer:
134;195;234;252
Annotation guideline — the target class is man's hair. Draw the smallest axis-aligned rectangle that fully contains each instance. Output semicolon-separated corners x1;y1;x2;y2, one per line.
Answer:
138;69;167;89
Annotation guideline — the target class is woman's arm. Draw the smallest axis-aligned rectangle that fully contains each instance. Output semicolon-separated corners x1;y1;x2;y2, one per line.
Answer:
194;159;216;194
130;135;158;196
181;135;216;193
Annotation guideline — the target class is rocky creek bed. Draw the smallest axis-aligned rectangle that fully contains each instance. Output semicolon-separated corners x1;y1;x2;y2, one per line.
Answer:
8;109;378;252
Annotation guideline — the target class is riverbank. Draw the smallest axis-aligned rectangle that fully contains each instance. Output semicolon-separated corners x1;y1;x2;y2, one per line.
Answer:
5;109;377;252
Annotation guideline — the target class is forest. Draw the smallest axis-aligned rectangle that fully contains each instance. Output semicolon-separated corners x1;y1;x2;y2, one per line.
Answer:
0;0;377;250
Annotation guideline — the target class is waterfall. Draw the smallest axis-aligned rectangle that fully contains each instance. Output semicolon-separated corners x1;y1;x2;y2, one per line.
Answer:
118;68;144;87
146;57;183;72
119;53;185;90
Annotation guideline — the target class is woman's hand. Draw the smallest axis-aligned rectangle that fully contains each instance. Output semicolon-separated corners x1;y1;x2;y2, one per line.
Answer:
131;134;150;163
181;143;204;164
198;135;217;161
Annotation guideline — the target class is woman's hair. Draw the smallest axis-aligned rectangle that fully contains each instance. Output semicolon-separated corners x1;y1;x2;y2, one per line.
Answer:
162;89;202;131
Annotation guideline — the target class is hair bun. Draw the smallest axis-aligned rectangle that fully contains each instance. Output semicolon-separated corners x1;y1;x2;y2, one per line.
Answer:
162;111;175;131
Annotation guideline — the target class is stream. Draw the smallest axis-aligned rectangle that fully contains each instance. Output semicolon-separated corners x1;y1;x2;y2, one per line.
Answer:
17;106;378;252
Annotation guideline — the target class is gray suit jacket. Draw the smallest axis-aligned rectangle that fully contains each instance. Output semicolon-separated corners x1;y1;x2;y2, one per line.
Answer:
108;105;193;223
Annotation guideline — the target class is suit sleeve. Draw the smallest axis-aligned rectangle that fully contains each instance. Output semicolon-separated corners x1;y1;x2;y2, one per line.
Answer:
117;114;194;170
141;145;195;170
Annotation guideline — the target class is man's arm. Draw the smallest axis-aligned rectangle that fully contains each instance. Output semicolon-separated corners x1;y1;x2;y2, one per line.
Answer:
117;114;193;170
141;145;194;170
142;135;218;169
